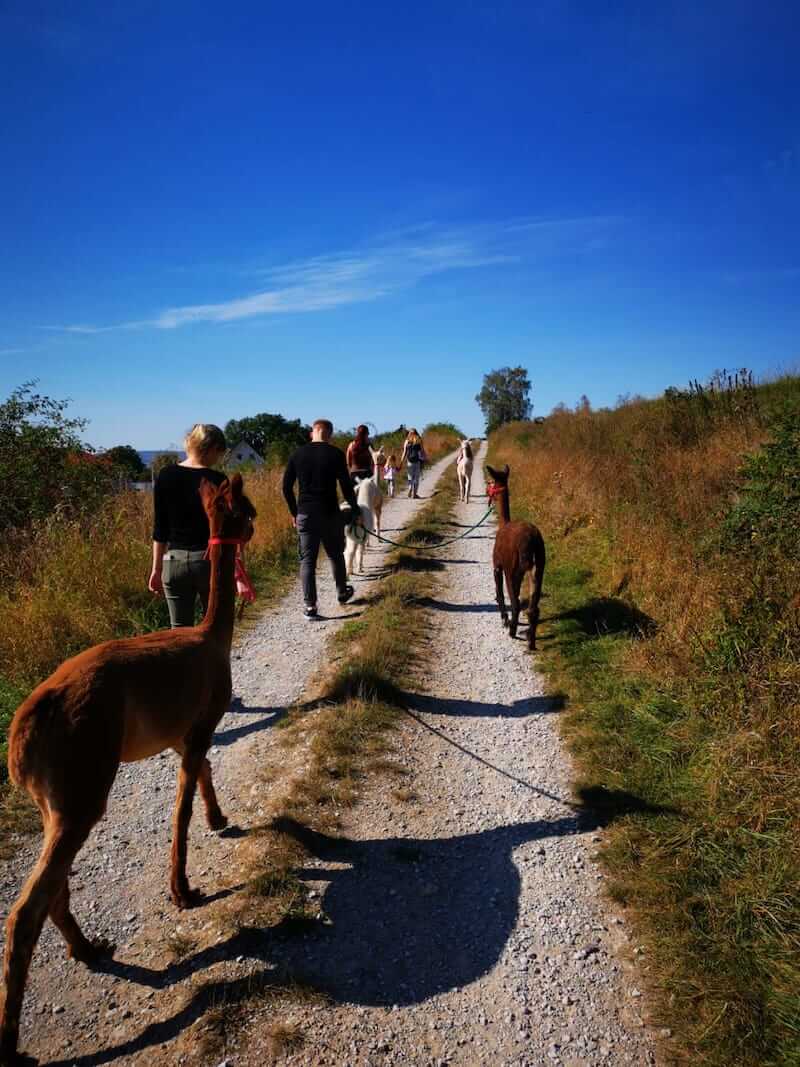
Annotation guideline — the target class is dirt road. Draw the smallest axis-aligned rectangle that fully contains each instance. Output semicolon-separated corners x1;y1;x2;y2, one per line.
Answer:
1;445;657;1066
226;445;658;1066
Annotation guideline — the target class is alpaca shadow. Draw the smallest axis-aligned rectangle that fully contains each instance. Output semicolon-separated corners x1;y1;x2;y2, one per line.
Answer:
545;597;657;640
401;691;566;719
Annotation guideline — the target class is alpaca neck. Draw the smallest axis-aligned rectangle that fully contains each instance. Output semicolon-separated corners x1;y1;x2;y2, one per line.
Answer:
200;544;237;649
496;490;511;525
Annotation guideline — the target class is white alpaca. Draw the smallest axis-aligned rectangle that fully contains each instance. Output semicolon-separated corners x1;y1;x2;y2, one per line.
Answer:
370;446;386;490
456;439;474;502
342;476;383;575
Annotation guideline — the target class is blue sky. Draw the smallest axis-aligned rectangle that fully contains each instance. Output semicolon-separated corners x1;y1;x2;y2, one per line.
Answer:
1;1;798;447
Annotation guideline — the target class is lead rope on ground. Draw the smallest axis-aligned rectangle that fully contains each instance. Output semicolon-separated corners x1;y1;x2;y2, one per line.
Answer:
348;503;494;551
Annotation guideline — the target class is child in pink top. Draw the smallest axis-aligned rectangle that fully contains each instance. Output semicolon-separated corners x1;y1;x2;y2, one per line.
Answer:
383;454;399;497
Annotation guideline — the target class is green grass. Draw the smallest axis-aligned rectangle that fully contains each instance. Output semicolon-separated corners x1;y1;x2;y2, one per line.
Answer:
504;462;800;1067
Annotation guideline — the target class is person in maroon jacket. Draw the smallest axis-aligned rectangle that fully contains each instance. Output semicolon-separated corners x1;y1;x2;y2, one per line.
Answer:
345;424;374;484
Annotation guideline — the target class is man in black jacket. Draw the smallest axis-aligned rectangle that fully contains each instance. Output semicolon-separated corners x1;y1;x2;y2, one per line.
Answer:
282;418;359;618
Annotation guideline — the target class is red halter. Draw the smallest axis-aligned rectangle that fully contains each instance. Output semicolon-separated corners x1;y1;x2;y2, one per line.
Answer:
486;481;504;501
205;537;256;606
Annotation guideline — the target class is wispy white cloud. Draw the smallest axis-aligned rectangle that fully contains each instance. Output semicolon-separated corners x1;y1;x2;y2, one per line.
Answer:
45;216;618;334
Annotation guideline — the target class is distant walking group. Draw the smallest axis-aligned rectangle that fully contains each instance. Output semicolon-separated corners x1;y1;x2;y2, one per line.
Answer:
283;422;427;618
147;419;428;626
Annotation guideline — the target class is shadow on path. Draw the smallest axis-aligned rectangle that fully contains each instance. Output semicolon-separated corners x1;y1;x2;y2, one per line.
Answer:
44;783;675;1067
214;702;288;747
400;690;566;720
417;597;496;614
48;815;584;1066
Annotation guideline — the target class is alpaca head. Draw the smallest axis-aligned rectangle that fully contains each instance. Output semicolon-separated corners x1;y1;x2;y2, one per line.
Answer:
485;463;509;490
200;473;257;543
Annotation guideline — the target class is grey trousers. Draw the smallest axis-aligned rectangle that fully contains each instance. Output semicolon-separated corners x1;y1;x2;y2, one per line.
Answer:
296;512;348;607
162;549;210;627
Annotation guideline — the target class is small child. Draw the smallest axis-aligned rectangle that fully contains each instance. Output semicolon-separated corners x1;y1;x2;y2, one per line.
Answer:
383;454;399;497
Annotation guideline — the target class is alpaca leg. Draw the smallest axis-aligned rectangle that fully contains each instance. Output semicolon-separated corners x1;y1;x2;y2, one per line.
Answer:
174;743;226;831
494;567;508;628
170;753;203;909
1;822;88;1061
509;571;523;639
529;561;544;650
465;474;471;503
198;758;227;831
50;877;114;964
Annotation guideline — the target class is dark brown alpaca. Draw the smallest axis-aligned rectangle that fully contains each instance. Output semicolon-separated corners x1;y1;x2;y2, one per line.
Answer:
0;475;255;1065
486;464;546;650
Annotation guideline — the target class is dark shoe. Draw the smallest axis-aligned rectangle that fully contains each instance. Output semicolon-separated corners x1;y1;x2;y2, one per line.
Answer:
304;604;319;619
337;584;354;605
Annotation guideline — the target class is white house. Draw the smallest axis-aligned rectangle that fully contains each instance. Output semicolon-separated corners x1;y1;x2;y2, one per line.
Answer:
225;440;264;468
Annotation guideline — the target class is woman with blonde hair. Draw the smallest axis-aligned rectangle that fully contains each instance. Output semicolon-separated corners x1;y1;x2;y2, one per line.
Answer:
401;428;426;498
149;423;227;626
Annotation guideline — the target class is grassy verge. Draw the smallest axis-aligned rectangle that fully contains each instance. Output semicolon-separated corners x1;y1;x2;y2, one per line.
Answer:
489;378;800;1067
196;467;459;1060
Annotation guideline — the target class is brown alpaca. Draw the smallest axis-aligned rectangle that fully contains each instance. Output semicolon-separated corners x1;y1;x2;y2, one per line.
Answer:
486;464;546;650
0;475;255;1065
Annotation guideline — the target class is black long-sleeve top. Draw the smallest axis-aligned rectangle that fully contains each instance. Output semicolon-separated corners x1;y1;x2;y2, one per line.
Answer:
282;442;358;517
153;464;226;549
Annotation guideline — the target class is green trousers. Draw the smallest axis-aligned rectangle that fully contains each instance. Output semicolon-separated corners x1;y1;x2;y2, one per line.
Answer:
162;549;210;627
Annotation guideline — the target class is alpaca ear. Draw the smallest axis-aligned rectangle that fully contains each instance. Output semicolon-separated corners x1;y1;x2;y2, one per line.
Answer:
504;464;510;476
230;472;244;498
486;465;498;479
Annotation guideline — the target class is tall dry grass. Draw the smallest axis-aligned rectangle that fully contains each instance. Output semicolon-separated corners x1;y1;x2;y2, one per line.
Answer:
489;375;800;1066
0;465;295;781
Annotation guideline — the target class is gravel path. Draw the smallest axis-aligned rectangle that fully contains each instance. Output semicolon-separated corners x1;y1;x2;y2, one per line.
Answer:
0;450;456;1067
231;444;659;1067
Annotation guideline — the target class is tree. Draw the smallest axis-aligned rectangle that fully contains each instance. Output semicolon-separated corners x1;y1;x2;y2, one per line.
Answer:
104;445;145;479
0;381;115;530
475;367;532;434
224;412;309;463
152;451;181;476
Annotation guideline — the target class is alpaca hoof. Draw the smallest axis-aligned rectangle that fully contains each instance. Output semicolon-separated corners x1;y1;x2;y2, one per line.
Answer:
69;935;115;965
501;618;509;629
207;811;228;832
171;886;203;910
